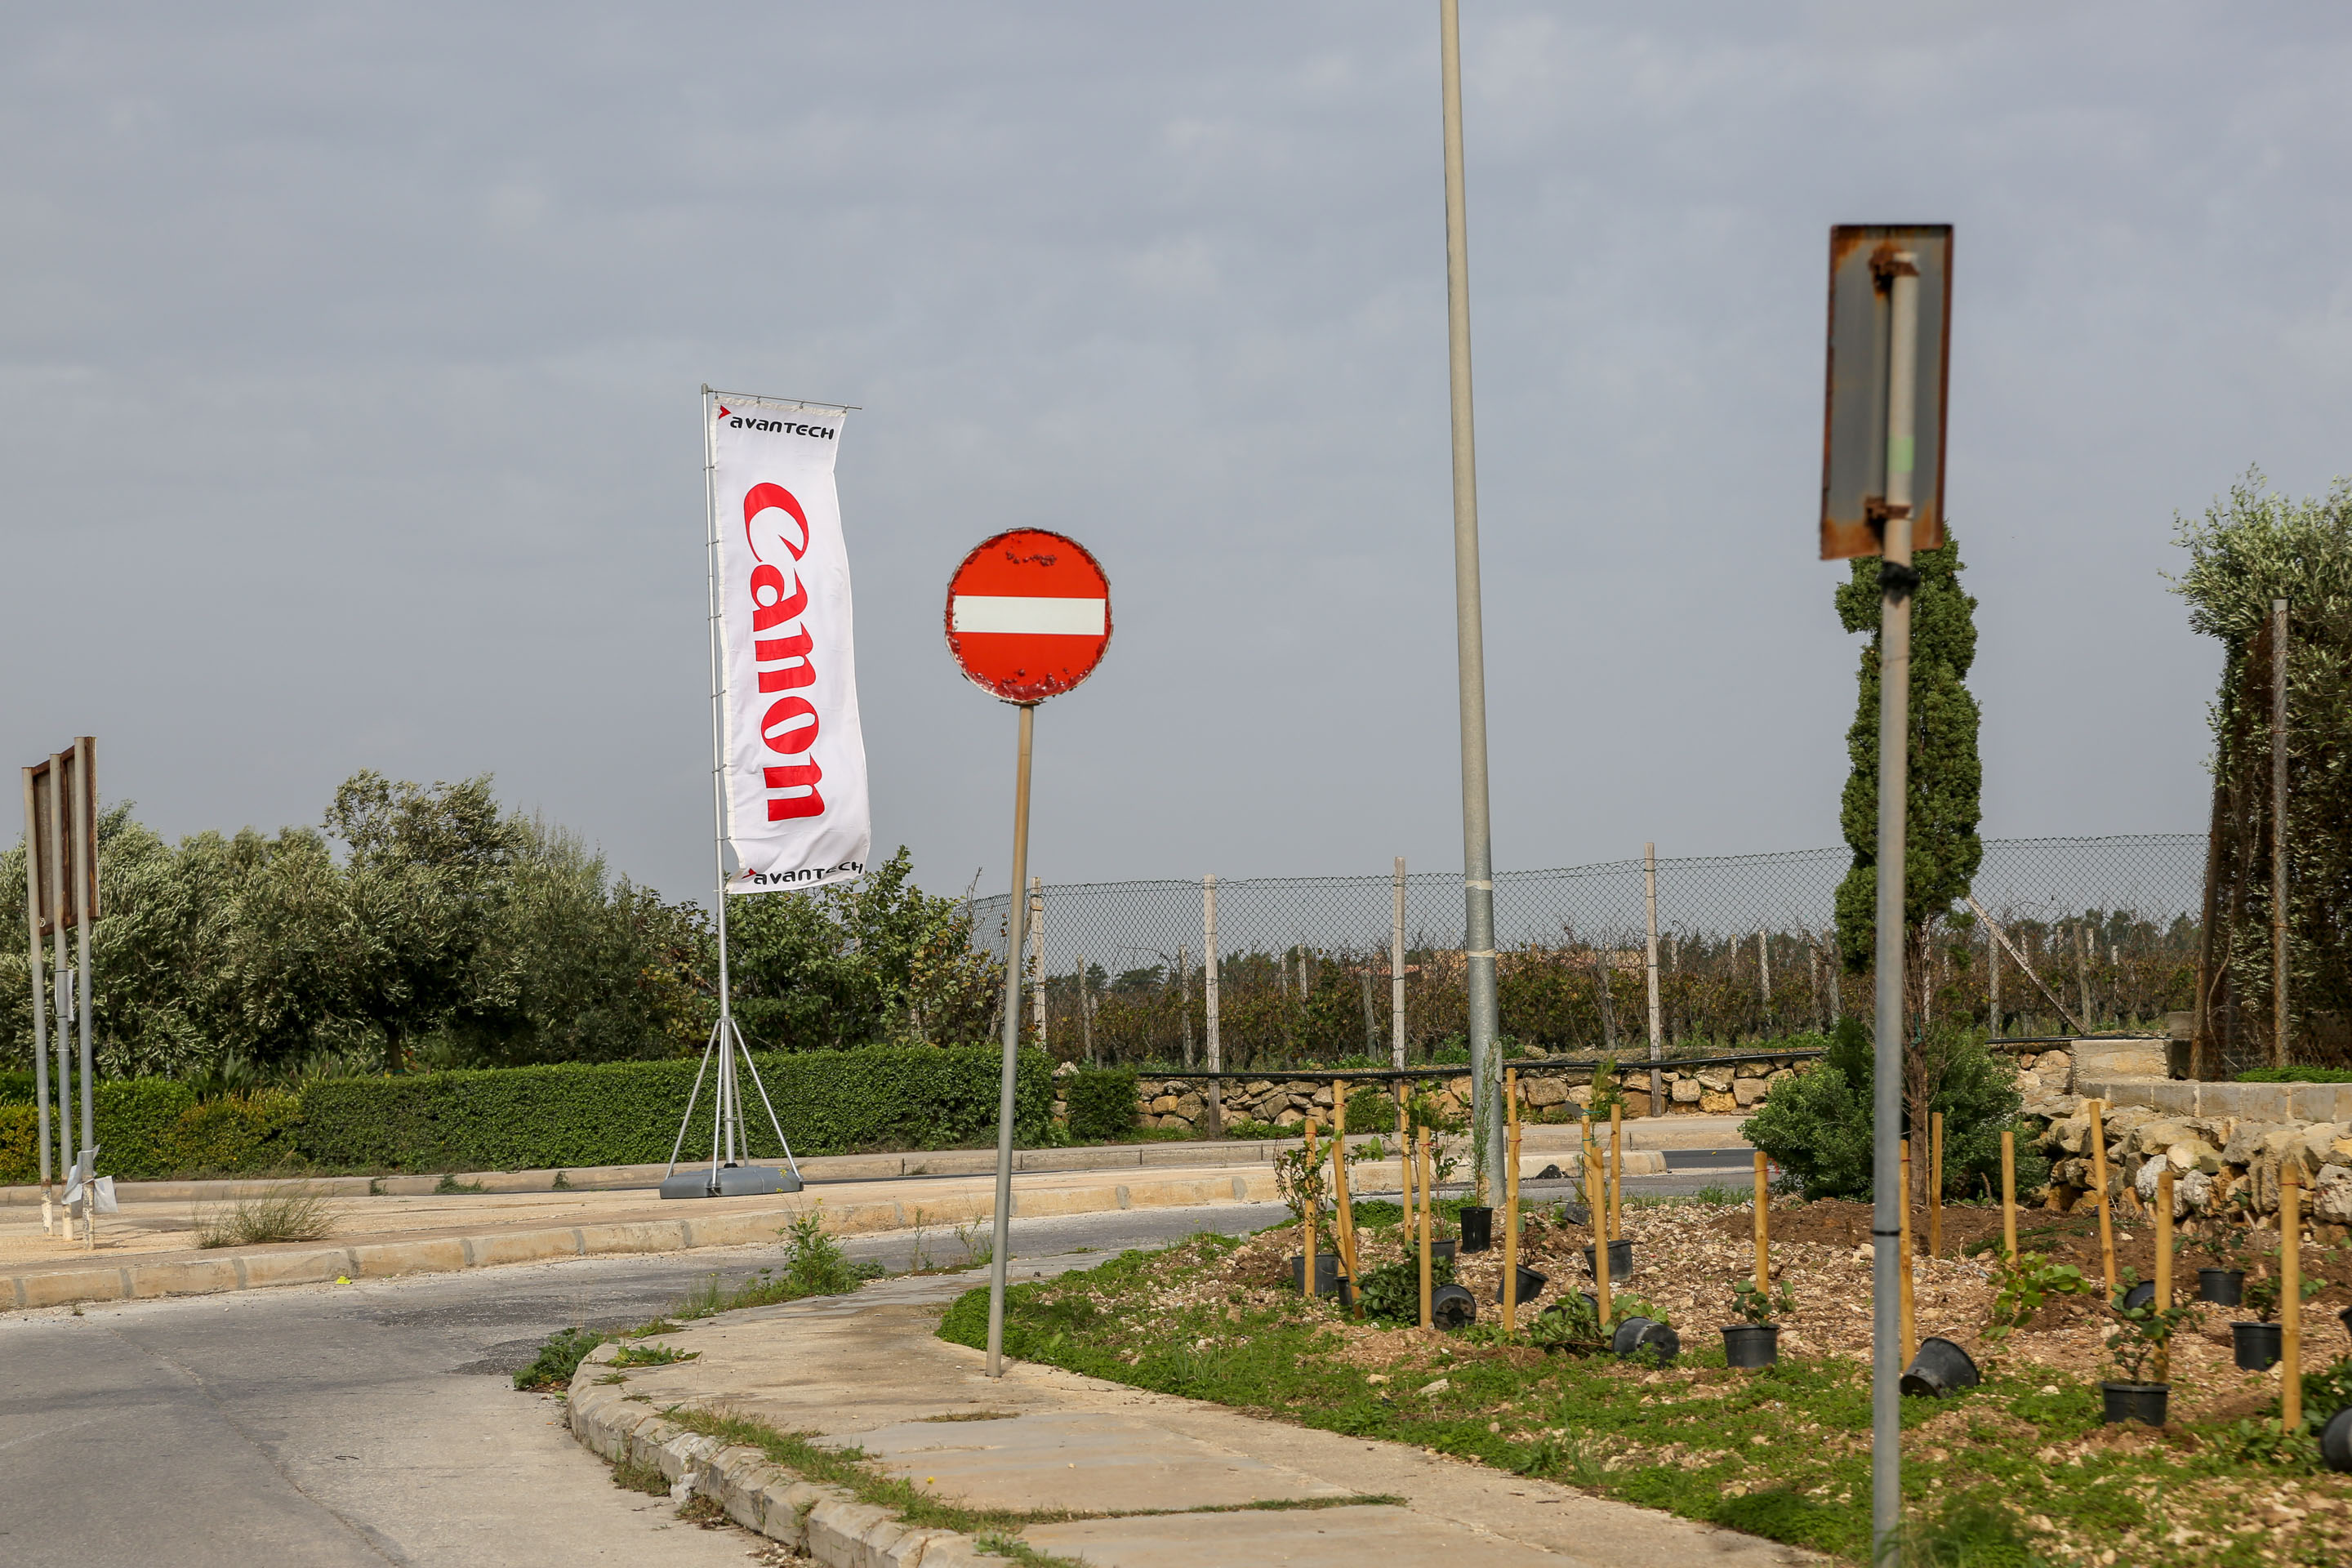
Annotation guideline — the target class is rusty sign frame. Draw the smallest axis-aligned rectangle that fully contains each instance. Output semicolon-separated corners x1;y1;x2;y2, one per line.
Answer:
1820;224;1953;560
21;737;98;938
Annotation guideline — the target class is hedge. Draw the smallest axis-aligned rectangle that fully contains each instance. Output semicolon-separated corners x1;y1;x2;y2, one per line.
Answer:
1064;1067;1138;1143
295;1045;1054;1172
0;1045;1055;1182
0;1084;301;1183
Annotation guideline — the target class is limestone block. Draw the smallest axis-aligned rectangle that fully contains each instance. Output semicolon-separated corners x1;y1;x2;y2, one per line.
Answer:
1569;1084;1594;1107
1275;1107;1305;1127
2176;1169;2213;1217
1149;1094;1178;1115
1174;1093;1204;1120
2048;1116;2091;1155
1767;1069;1796;1085
1735;1061;1768;1078
1696;1070;1733;1094
2221;1122;2284;1167
1700;1091;1738;1114
1524;1076;1570;1108
2315;1166;2352;1223
1733;1078;1768;1107
2015;1071;2042;1096
1448;1076;1475;1098
1670;1077;1704;1104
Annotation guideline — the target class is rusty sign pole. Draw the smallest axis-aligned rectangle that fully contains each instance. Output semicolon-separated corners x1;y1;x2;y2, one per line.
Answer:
1867;248;1922;1560
1437;0;1505;1199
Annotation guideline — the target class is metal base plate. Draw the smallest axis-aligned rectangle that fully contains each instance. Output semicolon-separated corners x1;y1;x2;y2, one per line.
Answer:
659;1165;803;1200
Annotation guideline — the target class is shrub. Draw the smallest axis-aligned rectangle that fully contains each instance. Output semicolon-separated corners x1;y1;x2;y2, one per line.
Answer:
170;1091;303;1173
193;1182;336;1247
2238;1065;2352;1084
1343;1085;1401;1134
1063;1067;1138;1143
1740;1018;2046;1200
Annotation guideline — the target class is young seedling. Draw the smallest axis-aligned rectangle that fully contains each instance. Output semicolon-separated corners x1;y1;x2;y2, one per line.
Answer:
1984;1251;2095;1340
1731;1278;1795;1326
2105;1274;2198;1387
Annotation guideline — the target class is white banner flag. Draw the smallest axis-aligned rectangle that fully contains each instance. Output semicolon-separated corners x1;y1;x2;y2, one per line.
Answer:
709;393;870;893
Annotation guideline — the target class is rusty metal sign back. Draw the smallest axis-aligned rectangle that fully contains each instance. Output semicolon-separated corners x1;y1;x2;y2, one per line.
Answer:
1820;224;1953;560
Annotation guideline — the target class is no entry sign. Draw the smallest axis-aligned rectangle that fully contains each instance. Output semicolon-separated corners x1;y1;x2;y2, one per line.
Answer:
944;529;1111;703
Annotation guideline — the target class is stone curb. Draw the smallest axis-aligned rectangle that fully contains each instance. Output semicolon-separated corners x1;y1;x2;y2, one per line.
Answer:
567;1354;1015;1566
2;1168;1283;1313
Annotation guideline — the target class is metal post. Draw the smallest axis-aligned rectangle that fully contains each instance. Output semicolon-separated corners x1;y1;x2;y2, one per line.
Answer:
47;751;74;1200
1869;250;1921;1563
71;737;94;1156
699;385;739;1168
1644;844;1664;1116
1438;0;1504;1197
1391;858;1408;1069
2272;595;2290;1067
1988;915;2002;1036
1178;944;1192;1068
22;768;52;1199
1203;876;1222;1134
986;702;1037;1378
1028;877;1045;1045
1078;952;1093;1065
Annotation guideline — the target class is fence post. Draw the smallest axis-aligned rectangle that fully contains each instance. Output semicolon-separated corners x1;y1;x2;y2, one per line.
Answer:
1757;929;1771;1029
1178;944;1193;1068
2074;920;2093;1035
2273;595;2290;1068
1028;877;1045;1044
1392;857;1407;1070
1078;952;1094;1065
1988;916;2001;1036
1204;875;1222;1134
1643;843;1663;1117
1361;969;1376;1054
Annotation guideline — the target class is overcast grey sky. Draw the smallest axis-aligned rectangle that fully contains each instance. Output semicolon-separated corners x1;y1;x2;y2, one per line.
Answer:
4;2;2347;906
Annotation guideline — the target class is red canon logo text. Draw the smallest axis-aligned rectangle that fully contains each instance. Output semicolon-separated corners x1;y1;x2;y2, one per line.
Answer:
745;483;823;822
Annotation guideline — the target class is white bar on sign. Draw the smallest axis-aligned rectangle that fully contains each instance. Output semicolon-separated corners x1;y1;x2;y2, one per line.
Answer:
951;595;1107;635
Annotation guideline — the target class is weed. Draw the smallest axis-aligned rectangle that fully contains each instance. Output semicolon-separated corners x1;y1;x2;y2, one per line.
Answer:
551;1170;572;1190
918;1410;1020;1422
192;1183;336;1248
908;1207;934;1272
595;1371;628;1385
676;1493;729;1528
611;1457;670;1495
434;1174;486;1194
514;1325;608;1391
609;1343;698;1368
956;1219;994;1269
1983;1253;2093;1339
630;1318;682;1336
777;1209;871;1295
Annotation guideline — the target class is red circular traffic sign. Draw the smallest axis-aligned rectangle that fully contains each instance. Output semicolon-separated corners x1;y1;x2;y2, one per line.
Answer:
944;529;1111;703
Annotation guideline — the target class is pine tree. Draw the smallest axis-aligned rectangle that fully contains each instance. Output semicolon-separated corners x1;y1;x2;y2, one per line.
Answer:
1831;531;1984;995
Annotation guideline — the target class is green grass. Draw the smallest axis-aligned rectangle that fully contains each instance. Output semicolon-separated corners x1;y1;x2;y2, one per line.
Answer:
933;1229;2352;1565
608;1342;698;1368
513;1325;608;1391
434;1174;487;1193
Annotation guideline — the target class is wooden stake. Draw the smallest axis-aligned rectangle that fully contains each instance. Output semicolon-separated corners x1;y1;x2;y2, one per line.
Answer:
2154;1165;2174;1385
1503;1068;1521;1330
1330;1080;1360;1312
2089;1098;2118;1300
1609;1102;1624;1241
1303;1117;1318;1300
1588;1133;1611;1328
2001;1129;2018;1265
1416;1128;1434;1331
1929;1111;1944;1259
1753;1150;1770;1294
1899;1138;1917;1367
1397;1083;1416;1217
2283;1161;2303;1432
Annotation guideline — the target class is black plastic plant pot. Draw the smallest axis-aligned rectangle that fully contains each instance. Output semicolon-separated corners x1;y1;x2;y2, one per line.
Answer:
1289;1253;1344;1299
2233;1321;2283;1371
2323;1407;2352;1474
1611;1317;1680;1362
2100;1381;2169;1426
1493;1265;1548;1305
2340;1304;2352;1339
1458;1205;1494;1253
1582;1240;1634;1281
2120;1281;2156;1310
1722;1325;1780;1369
1430;1283;1478;1331
1431;1239;1459;1265
1900;1336;1981;1398
2198;1267;2245;1307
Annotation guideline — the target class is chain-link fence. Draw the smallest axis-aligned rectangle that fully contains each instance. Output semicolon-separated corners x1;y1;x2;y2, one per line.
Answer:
966;835;2207;1069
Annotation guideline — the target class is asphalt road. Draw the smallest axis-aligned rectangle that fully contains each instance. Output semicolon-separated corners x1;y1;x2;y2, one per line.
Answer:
0;1169;1739;1568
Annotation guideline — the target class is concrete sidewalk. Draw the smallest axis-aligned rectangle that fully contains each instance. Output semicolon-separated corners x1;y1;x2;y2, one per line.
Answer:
572;1257;1811;1567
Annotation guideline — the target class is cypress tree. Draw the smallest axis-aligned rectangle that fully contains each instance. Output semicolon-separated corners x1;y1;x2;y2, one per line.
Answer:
1831;531;1984;1000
